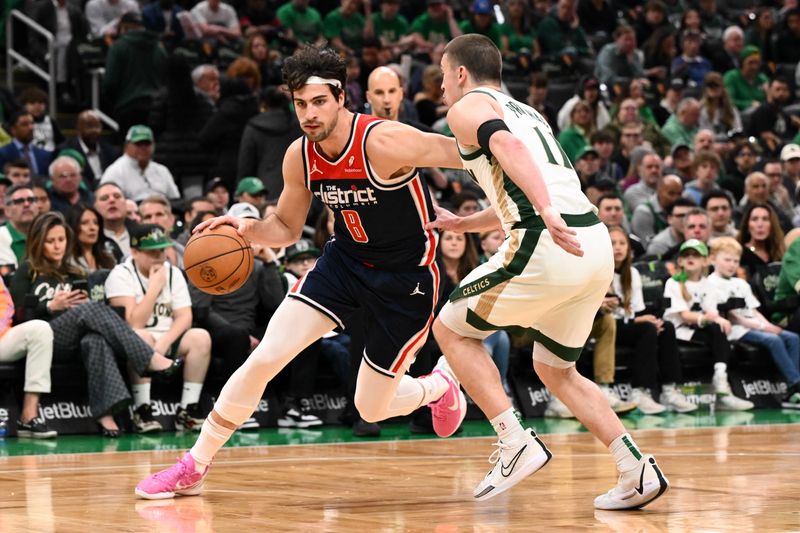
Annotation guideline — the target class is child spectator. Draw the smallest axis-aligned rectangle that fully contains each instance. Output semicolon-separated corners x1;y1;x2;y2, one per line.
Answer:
105;224;211;432
610;226;697;414
708;237;800;408
662;239;754;410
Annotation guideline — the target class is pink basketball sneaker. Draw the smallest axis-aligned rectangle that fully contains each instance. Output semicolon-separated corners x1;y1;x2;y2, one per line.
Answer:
135;452;209;500
428;356;467;438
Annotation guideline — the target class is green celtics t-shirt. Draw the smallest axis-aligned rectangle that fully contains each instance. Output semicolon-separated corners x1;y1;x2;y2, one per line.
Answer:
410;13;452;45
459;20;503;48
323;8;365;50
500;23;536;53
371;12;409;43
276;2;323;44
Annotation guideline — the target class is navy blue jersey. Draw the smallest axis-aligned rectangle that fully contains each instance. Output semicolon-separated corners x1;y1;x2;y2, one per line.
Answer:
302;113;438;269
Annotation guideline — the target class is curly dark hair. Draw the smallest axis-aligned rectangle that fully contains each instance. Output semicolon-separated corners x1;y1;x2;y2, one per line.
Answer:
282;45;346;100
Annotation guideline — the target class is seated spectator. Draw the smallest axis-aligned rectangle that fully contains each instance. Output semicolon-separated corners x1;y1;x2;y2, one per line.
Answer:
414;65;447;128
661;98;701;149
537;0;590;62
749;77;796;156
19;88;63;152
683;150;723;205
66;203;119;273
591;130;623;183
192;65;221;112
723;45;768;111
642;27;676;86
238;86;302;201
4;159;31;186
738;202;786;280
48;156;94;215
501;0;541;71
575;147;604;193
596;25;659;87
634;0;670;46
0;111;53;178
102;13;166;142
138;194;185;267
10;212;181;437
58;111;120;190
558;76;610;134
106;224;211;433
149;56;214;198
0;184;38;273
101;125;180;202
0;276;56;437
720;140;760;202
671;30;712;86
702;189;737;238
698;72;741;138
234;177;268;213
774;8;800;65
524;75;557;136
708;25;743;75
708;237;800;409
654;78;683;127
370;0;410;55
85;0;140;37
242;32;283;88
609;226;696;414
323;0;367;55
32;182;51;214
623;153;663;212
559;100;595;164
646;197;695;258
175;196;215;246
460;0;507;51
632;174;683;246
740;172;793;234
409;0;462;52
199;74;260;191
191;0;242;43
667;143;693;181
205;177;230;213
745;7;775;63
662;239;754;410
142;0;185;48
276;0;325;47
94;182;131;259
661;206;712;261
763;159;794;223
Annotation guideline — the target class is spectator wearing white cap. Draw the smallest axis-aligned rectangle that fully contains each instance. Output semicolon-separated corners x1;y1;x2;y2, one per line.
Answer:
781;143;800;190
100;125;180;202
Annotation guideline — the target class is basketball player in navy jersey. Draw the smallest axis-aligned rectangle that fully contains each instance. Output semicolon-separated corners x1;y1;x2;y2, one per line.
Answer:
135;46;477;499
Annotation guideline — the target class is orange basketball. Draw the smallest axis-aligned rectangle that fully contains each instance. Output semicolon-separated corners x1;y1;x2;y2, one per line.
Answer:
184;224;254;294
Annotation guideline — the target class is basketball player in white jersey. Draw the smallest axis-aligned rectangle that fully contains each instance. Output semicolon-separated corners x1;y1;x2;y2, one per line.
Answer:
428;34;669;509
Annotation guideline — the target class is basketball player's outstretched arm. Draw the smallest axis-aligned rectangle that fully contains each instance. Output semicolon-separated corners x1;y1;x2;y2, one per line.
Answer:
426;204;502;234
194;140;313;247
365;120;463;179
446;93;583;257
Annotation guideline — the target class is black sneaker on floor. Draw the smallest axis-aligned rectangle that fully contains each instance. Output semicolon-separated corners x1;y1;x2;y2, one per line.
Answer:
175;403;205;431
352;417;381;437
133;404;163;434
17;418;57;439
277;407;323;428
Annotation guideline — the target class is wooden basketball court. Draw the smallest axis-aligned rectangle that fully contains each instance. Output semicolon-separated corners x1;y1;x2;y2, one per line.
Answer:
1;423;798;532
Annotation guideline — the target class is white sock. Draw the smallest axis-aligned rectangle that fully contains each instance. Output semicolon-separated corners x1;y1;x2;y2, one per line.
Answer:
417;372;449;405
714;362;727;377
609;432;643;473
181;382;203;407
132;383;150;408
490;407;526;445
662;383;676;393
190;415;233;473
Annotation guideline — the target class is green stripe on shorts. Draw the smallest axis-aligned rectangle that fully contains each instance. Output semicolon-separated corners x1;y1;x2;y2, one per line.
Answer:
464;309;584;362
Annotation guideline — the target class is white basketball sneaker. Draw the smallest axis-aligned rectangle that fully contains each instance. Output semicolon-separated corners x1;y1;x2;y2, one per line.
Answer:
594;454;669;510
473;428;552;501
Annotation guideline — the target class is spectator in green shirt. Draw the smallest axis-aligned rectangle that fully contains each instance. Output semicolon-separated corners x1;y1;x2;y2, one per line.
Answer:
661;97;701;149
372;0;412;53
500;0;540;60
409;0;462;52
458;0;507;51
276;0;324;45
559;100;595;164
324;0;367;55
723;45;768;111
537;0;590;60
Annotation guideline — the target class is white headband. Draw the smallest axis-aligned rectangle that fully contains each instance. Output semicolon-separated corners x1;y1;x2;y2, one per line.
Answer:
305;76;342;89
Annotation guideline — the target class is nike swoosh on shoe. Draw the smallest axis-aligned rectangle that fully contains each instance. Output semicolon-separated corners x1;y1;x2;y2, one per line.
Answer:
500;444;527;477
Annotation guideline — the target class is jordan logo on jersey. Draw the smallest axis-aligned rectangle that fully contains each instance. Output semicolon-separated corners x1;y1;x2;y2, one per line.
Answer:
310;160;323;175
410;283;425;296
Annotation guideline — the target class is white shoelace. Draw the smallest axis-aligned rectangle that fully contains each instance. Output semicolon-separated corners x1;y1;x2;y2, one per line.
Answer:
487;440;511;464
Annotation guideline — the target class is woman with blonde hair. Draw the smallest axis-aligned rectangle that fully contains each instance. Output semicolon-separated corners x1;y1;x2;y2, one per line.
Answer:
698;71;741;136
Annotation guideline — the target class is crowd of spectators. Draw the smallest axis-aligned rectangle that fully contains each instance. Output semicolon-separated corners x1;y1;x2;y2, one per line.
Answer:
3;0;800;439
